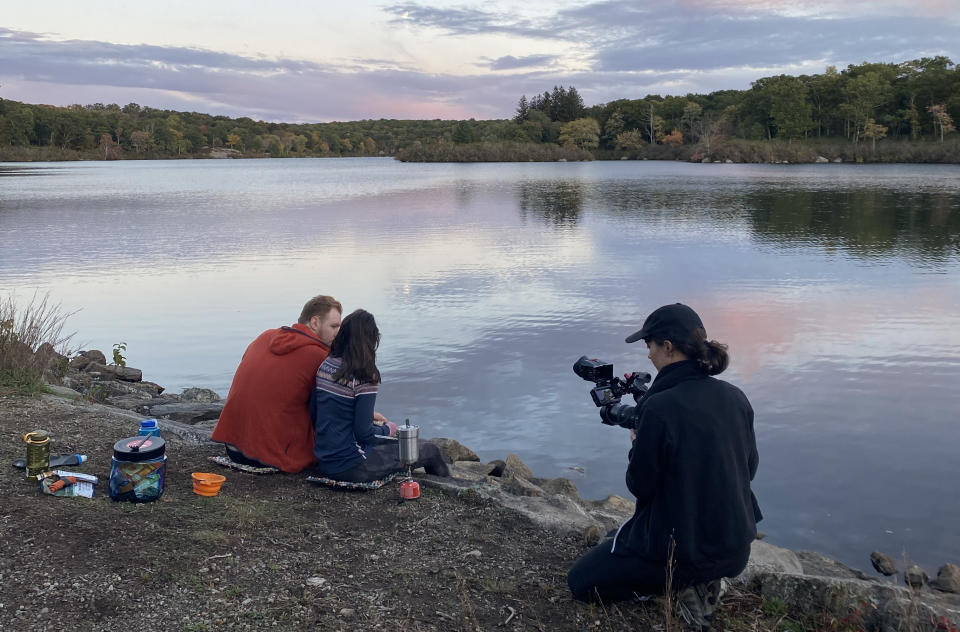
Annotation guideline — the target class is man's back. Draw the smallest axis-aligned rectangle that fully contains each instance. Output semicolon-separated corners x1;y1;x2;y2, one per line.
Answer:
211;324;330;472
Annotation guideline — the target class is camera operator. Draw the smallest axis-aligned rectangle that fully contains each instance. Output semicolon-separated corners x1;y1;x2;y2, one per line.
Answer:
568;303;762;628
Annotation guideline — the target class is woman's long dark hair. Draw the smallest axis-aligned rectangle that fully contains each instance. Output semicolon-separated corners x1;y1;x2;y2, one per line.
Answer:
330;309;381;384
669;327;729;375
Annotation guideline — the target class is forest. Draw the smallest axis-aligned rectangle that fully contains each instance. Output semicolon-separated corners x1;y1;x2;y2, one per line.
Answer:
0;57;957;163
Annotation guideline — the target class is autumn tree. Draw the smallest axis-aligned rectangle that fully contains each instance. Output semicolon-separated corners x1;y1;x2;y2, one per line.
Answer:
614;129;644;151
862;119;887;151
927;104;956;142
97;133;120;160
662;129;683;146
130;130;153;153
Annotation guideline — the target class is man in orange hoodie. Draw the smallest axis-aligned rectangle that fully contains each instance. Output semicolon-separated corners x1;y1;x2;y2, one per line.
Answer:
211;295;344;473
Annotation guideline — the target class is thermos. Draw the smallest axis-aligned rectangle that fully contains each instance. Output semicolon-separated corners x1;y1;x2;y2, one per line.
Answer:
397;423;419;465
397;421;420;500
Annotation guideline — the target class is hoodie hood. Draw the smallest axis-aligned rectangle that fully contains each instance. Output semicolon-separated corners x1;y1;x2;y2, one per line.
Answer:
268;323;329;356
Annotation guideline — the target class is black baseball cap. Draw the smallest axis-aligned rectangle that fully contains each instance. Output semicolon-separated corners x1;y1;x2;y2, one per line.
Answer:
625;303;704;344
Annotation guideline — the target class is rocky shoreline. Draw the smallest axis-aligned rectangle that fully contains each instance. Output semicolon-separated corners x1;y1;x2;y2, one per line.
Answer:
29;348;960;629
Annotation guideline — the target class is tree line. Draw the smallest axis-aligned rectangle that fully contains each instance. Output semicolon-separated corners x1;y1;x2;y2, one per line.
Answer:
0;57;957;162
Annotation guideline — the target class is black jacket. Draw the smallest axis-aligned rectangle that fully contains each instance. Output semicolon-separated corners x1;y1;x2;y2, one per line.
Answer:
612;360;761;569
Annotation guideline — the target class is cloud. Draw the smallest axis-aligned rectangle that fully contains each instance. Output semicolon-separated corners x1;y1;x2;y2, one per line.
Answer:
484;54;558;71
383;3;555;38
1;0;958;122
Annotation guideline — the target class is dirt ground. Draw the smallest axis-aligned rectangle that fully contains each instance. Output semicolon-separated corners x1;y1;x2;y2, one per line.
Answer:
1;393;779;632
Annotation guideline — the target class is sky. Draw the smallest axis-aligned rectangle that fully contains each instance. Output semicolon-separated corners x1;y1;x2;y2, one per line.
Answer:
1;0;958;122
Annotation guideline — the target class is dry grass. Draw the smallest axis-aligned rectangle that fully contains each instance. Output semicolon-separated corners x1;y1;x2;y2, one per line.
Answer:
0;291;78;391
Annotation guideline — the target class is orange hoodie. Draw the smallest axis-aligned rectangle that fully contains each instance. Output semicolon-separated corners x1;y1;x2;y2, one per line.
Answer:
211;323;330;472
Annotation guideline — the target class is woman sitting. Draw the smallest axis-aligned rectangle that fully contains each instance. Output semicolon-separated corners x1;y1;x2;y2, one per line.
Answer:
310;309;449;483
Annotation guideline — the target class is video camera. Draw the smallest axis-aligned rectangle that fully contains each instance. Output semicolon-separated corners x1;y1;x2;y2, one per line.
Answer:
573;355;651;428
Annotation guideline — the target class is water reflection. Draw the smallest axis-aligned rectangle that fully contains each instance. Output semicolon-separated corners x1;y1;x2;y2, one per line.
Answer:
746;189;960;262
517;181;583;227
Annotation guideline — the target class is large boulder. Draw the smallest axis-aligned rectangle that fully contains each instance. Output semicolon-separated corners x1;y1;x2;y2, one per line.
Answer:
69;350;107;371
137;401;224;424
181;387;221;403
502;453;535;481
931;564;960;594
85;362;143;382
430;438;479;463
740;540;804;578
871;551;898;576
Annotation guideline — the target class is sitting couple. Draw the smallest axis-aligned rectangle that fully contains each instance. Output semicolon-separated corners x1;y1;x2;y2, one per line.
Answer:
211;295;449;481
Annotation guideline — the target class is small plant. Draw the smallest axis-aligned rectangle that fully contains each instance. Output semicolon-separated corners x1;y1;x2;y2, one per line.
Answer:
112;342;127;368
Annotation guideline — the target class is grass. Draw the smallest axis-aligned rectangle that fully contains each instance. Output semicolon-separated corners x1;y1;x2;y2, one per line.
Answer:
0;291;77;395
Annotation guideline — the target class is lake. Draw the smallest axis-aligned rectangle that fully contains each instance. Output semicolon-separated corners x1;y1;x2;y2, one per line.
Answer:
2;157;959;572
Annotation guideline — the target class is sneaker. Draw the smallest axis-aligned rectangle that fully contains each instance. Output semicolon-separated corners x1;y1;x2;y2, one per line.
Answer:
677;579;723;629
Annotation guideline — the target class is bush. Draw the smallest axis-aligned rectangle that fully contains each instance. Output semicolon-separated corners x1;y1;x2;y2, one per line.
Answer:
0;292;77;393
395;141;593;162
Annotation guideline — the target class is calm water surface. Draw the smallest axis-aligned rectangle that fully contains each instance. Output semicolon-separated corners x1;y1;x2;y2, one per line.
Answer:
2;158;959;572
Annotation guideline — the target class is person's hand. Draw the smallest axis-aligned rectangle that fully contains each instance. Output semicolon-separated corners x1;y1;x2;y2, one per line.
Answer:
373;411;388;423
630;429;637;443
386;421;399;437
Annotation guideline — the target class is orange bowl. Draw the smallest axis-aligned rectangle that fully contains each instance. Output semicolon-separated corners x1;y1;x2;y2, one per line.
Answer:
192;472;226;496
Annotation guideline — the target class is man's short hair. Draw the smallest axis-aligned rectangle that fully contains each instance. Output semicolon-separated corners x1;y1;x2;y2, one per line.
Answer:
298;295;343;324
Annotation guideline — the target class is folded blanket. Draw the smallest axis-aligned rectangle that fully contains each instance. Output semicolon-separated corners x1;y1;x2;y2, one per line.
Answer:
208;455;279;475
306;472;401;490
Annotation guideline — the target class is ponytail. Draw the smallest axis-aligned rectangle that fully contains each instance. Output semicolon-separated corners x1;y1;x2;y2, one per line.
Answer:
674;328;729;375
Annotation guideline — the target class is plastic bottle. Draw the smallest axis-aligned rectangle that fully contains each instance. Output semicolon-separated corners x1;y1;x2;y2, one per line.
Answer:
138;419;160;437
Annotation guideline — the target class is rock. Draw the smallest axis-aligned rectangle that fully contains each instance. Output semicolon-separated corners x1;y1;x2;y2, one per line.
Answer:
88;363;143;382
305;577;327;587
503;476;544;497
453;461;495;476
106;395;164;411
138;401;224;424
593;494;634;516
180;387;220;403
447;463;489;483
904;565;928;589
725;159;733;163
502;453;535;481
338;608;354;618
430;438;478;463
797;551;871;580
464;550;482;559
832;157;843;163
537;477;579;499
870;551;898;576
61;374;92;391
35;342;66;370
43;384;83;400
137;381;165;396
583;525;604;546
487;460;506;477
742;540;804;577
69;350;107;371
816;155;829;163
747;571;958;630
931;564;960;593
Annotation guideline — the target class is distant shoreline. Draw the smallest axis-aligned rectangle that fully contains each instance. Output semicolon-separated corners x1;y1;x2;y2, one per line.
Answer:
3;139;958;165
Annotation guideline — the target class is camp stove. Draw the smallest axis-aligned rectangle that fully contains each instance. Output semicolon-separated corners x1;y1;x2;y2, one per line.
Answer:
397;421;420;500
